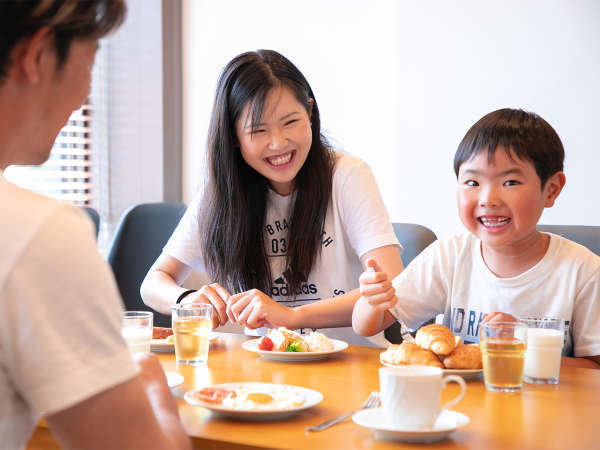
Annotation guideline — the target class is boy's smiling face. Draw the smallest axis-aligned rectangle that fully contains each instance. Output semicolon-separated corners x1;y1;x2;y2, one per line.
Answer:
457;147;564;253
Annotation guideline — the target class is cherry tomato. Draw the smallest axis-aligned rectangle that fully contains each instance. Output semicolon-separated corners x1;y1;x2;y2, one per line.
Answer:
258;336;274;351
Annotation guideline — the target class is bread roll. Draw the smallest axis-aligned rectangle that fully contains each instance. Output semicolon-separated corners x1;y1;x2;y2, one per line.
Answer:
380;342;444;368
442;344;483;369
415;324;456;356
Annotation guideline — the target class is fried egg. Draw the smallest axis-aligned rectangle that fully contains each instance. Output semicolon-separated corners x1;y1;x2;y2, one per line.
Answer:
222;383;305;411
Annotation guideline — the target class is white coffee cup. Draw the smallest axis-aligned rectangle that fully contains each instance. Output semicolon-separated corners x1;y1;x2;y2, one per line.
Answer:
379;366;466;429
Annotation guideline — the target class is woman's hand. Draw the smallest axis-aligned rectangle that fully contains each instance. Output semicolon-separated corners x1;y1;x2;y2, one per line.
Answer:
481;312;518;323
181;283;231;329
359;258;398;312
226;289;296;330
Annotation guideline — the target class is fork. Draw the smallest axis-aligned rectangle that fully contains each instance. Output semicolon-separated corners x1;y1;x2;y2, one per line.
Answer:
306;391;380;432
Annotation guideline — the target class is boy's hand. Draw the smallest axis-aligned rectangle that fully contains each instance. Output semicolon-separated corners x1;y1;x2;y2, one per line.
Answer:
481;312;518;323
359;258;398;312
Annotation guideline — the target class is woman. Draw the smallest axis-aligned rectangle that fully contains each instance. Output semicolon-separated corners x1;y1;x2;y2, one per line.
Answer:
141;50;403;338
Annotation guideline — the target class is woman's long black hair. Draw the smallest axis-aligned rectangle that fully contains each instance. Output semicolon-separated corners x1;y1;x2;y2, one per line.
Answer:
200;50;335;297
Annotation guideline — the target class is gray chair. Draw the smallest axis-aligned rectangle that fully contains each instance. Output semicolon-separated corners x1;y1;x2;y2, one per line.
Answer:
107;202;187;326
82;206;100;238
537;225;600;257
384;223;438;343
392;222;437;266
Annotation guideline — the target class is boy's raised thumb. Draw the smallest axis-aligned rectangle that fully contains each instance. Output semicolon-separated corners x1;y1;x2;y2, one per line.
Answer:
365;258;382;272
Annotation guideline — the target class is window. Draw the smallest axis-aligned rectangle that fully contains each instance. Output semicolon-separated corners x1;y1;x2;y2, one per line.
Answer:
6;0;178;252
4;103;93;205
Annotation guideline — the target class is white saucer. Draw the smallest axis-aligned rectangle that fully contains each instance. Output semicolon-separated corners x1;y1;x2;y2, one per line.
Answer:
165;371;184;388
353;408;469;443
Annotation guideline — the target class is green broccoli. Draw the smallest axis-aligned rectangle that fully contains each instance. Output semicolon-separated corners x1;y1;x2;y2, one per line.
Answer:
285;341;306;352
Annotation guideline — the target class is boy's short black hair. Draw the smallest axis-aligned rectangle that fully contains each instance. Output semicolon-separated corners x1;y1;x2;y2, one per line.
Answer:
453;108;564;188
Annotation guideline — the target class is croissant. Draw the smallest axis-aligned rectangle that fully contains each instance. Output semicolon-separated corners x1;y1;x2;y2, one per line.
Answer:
442;344;483;369
415;324;456;356
380;342;444;368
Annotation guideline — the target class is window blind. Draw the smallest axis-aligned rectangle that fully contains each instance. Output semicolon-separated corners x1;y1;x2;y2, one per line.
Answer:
4;104;93;205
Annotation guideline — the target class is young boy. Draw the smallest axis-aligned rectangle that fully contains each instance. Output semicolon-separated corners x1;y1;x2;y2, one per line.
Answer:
353;108;600;368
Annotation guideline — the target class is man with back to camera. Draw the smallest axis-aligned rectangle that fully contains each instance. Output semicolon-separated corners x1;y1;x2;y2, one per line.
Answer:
0;1;191;448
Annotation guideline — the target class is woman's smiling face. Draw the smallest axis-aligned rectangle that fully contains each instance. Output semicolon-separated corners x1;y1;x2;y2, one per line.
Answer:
235;86;313;196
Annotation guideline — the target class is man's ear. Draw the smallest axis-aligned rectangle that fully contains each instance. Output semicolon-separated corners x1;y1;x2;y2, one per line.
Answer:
13;26;55;84
544;171;566;208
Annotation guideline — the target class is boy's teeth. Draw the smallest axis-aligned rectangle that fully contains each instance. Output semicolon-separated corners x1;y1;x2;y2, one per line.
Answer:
480;217;510;227
268;152;292;166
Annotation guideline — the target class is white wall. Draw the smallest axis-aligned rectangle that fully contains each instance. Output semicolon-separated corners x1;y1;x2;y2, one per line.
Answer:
106;0;164;223
182;0;600;239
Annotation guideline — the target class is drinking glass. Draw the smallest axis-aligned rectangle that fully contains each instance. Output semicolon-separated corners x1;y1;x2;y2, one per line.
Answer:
172;303;212;365
121;311;153;354
520;317;564;385
480;321;527;392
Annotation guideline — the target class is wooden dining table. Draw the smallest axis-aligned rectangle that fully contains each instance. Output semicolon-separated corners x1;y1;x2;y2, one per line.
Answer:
28;332;600;449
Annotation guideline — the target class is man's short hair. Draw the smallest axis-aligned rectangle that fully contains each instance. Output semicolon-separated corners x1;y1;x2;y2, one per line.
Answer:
453;108;565;188
0;0;126;82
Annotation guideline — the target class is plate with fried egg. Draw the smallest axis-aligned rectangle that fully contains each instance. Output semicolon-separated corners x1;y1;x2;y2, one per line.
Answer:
184;382;323;420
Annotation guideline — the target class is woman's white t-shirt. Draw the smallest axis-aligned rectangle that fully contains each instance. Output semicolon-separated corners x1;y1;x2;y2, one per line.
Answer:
164;152;400;341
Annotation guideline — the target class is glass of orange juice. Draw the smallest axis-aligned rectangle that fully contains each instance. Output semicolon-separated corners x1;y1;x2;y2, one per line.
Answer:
480;321;527;392
172;303;212;365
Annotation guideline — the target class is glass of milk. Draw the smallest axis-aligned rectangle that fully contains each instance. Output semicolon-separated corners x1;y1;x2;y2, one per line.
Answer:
122;311;153;354
520;317;565;385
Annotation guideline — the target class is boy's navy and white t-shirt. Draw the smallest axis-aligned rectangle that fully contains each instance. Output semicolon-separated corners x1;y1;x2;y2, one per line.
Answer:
389;232;600;357
164;152;401;342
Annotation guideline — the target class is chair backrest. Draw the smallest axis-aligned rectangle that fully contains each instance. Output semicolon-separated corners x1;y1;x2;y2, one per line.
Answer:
82;206;100;238
107;202;187;326
537;225;600;257
385;223;437;344
392;222;437;266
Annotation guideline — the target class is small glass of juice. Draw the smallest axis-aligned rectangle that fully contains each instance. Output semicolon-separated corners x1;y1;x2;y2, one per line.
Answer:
172;303;212;365
480;321;527;392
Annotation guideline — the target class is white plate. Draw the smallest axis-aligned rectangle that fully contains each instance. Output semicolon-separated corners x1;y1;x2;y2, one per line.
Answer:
151;339;175;353
441;368;483;378
184;382;323;420
379;357;482;379
353;408;469;443
165;371;184;388
242;338;348;361
152;333;217;353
